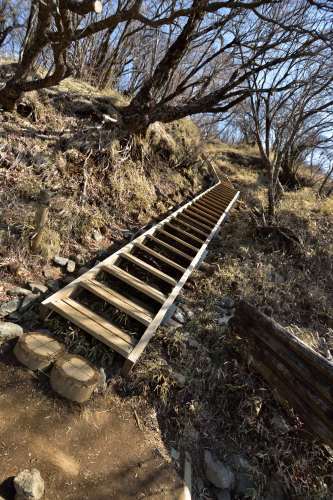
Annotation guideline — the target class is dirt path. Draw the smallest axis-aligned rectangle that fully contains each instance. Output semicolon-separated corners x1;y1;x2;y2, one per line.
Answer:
0;349;182;500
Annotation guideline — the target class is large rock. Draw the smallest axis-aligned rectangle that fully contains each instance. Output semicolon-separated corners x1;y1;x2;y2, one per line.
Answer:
0;298;21;317
14;468;44;499
53;255;68;266
0;322;23;342
66;260;76;273
7;287;32;297
20;293;40;311
28;282;48;294
204;451;235;490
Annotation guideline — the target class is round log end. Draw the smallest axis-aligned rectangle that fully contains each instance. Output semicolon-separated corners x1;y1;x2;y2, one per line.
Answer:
14;332;65;370
50;354;100;403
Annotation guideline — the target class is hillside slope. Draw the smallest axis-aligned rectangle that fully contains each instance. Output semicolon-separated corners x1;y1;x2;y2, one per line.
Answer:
0;76;332;499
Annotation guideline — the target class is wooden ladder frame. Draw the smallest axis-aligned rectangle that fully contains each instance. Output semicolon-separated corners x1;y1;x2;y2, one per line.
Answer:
41;180;240;374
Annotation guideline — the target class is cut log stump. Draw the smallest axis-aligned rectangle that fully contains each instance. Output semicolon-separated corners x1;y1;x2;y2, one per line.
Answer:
14;332;65;370
50;354;100;403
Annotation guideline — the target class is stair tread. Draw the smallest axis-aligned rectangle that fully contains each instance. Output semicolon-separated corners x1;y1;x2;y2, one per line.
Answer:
49;297;134;357
122;252;177;286
148;235;193;261
157;228;199;252
103;263;167;304
165;222;204;244
135;242;186;273
81;279;154;326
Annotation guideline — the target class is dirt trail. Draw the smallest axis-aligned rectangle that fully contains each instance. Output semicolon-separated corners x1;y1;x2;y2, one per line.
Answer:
0;349;182;500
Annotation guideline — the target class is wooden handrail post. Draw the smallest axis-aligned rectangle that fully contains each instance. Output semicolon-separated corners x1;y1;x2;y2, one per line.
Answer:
31;189;52;253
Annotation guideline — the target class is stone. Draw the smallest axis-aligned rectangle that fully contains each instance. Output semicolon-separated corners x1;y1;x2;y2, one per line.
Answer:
53;255;68;266
219;297;234;309
0;322;23;342
204;451;235;490
13;468;45;499
20;293;40;311
174;308;186;324
217;316;232;326
7;287;32;297
171;448;180;461
73;253;85;265
43;265;61;280
92;229;103;242
0;298;21;317
28;282;48;294
66;259;76;273
98;367;107;392
46;280;60;292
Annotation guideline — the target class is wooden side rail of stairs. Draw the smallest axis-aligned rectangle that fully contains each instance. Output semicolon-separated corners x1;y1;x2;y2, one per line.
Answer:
41;180;240;374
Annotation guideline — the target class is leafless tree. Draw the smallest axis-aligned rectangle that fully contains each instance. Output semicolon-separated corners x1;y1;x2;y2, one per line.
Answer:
243;44;333;219
0;0;332;140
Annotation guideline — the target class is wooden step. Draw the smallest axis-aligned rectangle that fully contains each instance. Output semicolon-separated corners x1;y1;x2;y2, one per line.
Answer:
194;201;220;217
147;235;193;261
189;205;218;222
201;198;227;211
204;193;231;205
157;228;199;252
178;213;212;232
103;263;166;304
122;252;177;286
165;222;204;244
135;242;186;273
199;198;226;211
81;279;154;326
173;218;208;238
185;208;215;226
49;297;134;357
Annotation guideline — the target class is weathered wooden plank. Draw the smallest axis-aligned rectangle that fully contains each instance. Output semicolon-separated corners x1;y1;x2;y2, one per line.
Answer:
177;213;212;232
147;235;194;261
122;252;177;286
172;218;209;238
157;228;199;252
81;279;154;326
135;242;186;273
193;201;221;217
103;264;166;304
49;298;134;357
185;208;215;226
165;223;204;244
188;205;218;222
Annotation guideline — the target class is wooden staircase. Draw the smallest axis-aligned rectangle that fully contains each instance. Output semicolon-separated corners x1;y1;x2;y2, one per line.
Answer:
41;180;240;374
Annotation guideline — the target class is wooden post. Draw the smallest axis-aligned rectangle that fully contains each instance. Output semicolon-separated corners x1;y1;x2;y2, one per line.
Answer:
31;189;52;253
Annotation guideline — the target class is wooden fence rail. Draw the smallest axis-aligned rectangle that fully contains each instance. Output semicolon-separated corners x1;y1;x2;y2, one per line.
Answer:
232;300;333;448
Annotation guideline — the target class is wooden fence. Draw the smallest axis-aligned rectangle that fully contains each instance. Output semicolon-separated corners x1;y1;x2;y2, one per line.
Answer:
232;301;333;448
